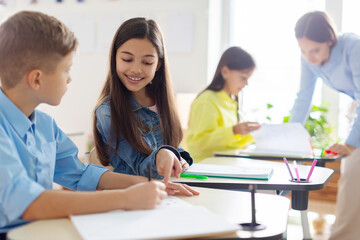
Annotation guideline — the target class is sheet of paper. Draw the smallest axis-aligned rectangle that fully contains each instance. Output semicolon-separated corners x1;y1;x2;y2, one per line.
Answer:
249;122;313;157
70;197;238;240
155;196;192;209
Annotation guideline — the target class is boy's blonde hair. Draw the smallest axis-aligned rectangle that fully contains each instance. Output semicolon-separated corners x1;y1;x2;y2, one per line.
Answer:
0;11;78;89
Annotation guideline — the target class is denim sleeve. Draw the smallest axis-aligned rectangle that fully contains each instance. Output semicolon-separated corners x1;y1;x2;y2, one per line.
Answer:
177;145;193;165
95;104;186;179
0;128;44;229
290;57;318;124
112;141;165;179
345;41;360;148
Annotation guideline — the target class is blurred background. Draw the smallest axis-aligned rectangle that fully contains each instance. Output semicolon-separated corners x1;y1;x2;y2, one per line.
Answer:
0;0;357;160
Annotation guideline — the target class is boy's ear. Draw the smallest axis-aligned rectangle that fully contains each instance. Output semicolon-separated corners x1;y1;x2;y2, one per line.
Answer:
26;69;42;90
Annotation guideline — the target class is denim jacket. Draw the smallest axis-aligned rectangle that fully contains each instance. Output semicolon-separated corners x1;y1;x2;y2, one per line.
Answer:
95;96;193;179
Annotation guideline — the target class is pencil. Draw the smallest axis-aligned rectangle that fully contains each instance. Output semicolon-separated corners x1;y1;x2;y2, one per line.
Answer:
147;162;152;182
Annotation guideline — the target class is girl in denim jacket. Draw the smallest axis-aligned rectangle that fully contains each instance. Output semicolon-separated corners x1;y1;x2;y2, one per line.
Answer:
93;18;193;185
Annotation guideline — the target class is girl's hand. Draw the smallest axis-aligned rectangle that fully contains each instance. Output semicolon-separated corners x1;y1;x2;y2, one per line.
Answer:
155;148;182;185
180;158;189;172
122;181;167;210
233;122;261;135
165;182;200;196
327;143;355;157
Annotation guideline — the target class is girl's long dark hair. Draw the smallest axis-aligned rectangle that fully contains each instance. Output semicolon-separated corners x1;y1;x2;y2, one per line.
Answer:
197;46;255;122
204;46;255;94
93;17;182;166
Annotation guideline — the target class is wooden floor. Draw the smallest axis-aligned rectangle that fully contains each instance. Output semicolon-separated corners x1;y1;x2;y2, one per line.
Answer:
287;199;336;240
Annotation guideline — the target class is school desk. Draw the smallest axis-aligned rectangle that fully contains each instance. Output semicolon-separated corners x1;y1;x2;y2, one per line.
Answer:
7;187;290;240
175;157;334;240
213;149;342;167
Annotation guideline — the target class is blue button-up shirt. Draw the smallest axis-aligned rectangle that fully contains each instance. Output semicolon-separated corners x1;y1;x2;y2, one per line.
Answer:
0;89;108;232
291;33;360;148
95;96;192;179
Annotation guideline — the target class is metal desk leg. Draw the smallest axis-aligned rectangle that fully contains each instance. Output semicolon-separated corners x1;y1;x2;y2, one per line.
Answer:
301;210;312;240
290;191;312;239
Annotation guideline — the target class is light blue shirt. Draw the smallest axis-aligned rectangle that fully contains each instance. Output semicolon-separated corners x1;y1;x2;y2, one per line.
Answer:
291;33;360;148
0;89;108;232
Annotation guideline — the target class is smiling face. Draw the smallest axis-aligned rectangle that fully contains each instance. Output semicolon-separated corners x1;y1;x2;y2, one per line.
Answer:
116;38;160;100
297;37;332;65
222;66;254;96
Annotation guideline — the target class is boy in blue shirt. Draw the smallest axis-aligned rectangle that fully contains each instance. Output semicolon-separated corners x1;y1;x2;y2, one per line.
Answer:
0;11;197;238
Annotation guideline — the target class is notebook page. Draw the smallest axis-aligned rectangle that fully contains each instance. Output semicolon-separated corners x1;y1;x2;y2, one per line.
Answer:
251;123;313;156
70;198;239;240
184;163;273;179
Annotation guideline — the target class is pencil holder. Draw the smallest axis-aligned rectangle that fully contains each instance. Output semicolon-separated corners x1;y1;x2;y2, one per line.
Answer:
289;178;310;183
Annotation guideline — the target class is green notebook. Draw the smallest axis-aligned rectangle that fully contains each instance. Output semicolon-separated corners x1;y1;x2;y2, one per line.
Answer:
183;163;273;180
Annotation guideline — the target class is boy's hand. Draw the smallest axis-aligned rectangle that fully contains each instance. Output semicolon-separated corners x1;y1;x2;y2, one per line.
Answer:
165;182;200;196
122;181;167;210
327;143;355;157
233;122;261;135
155;148;182;185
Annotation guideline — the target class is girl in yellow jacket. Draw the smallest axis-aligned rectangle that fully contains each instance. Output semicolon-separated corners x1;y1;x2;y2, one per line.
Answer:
186;47;261;162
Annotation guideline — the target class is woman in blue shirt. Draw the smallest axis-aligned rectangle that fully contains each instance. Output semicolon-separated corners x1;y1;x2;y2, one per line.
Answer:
290;11;360;156
290;11;360;239
93;18;192;185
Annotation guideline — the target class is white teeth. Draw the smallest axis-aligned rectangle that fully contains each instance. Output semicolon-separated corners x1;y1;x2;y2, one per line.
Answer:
127;75;142;81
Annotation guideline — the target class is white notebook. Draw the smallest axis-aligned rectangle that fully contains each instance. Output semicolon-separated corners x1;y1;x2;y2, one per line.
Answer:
70;197;239;240
183;163;273;180
244;122;313;158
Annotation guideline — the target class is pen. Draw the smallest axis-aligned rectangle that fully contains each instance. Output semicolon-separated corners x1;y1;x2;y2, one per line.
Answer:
147;162;152;182
180;174;208;179
320;147;325;157
293;160;300;182
306;159;318;182
283;157;294;180
325;149;338;156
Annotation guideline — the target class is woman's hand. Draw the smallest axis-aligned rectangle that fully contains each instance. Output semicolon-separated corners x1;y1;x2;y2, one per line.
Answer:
233;122;261;135
155;148;182;185
326;143;355;157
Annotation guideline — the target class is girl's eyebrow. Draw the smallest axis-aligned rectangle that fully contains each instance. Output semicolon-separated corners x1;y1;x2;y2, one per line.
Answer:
120;51;155;58
120;51;133;56
143;54;155;58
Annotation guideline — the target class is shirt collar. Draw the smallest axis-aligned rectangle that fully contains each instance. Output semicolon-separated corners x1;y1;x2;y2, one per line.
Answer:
217;90;237;104
0;88;35;137
129;95;146;112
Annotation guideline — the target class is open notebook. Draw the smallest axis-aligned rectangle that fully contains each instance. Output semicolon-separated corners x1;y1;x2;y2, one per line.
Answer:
242;122;314;158
70;197;239;240
183;163;273;180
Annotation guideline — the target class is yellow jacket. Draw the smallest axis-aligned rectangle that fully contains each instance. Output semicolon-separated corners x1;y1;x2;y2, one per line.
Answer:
186;90;254;162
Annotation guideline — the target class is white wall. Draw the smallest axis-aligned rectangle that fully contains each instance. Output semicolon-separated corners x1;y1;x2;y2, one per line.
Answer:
0;0;212;157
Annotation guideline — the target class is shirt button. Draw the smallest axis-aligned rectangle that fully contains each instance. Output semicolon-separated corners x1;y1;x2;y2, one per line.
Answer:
25;133;34;146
